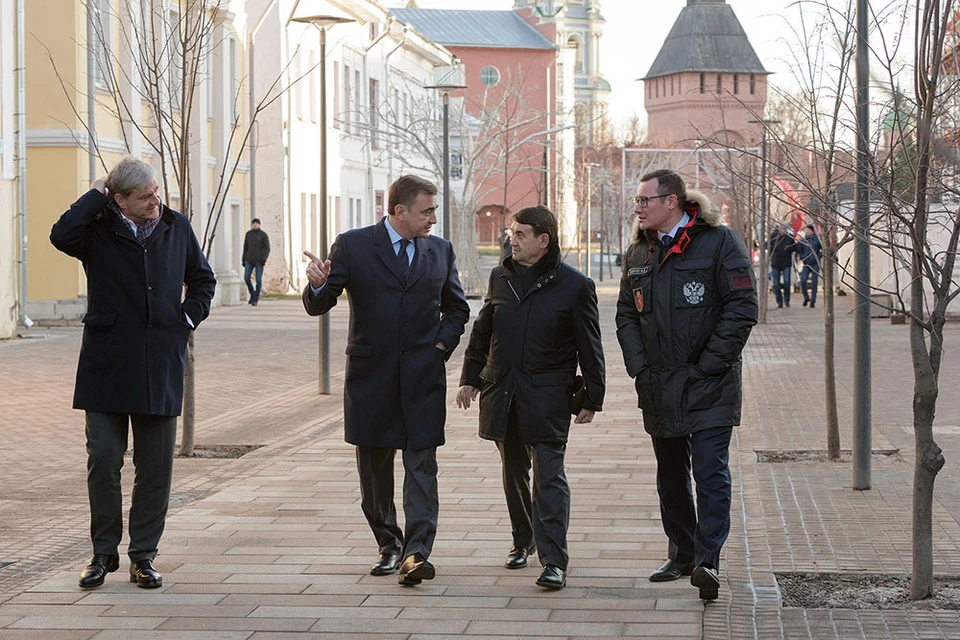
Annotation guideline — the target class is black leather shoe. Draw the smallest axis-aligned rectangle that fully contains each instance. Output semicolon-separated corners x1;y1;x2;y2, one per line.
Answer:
649;558;695;582
691;565;720;600
78;552;120;589
504;545;534;570
535;565;566;589
370;551;401;576
129;559;162;589
398;553;435;585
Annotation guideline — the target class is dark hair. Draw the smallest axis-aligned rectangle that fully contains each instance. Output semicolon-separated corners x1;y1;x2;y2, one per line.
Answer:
640;168;687;208
513;204;558;248
805;224;815;231
388;175;438;216
251;218;261;225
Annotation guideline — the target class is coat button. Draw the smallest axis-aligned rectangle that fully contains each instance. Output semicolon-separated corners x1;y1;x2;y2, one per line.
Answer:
147;286;152;291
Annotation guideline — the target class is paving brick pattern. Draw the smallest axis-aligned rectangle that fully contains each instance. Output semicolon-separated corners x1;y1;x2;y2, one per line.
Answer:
3;270;960;638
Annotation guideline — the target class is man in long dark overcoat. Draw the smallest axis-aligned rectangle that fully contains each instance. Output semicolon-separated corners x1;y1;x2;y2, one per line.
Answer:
50;156;216;590
457;205;605;590
302;174;469;586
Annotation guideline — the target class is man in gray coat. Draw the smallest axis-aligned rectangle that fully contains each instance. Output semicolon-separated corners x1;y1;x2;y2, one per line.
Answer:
303;175;469;585
51;156;216;590
616;169;757;601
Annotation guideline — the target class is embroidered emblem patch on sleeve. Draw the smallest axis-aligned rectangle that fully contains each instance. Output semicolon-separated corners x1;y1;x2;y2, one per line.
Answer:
730;273;753;290
633;287;644;312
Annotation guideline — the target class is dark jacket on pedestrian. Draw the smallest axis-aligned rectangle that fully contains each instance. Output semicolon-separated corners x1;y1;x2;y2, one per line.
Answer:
302;218;470;451
615;192;758;438
242;228;270;265
767;228;795;269
50;188;217;416
460;244;605;444
796;234;822;269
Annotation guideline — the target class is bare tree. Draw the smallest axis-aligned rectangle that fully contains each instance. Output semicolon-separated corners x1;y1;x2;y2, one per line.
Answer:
63;0;295;455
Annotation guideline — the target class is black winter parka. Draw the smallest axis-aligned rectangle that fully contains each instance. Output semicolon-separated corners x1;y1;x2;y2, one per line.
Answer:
615;195;757;438
460;245;605;444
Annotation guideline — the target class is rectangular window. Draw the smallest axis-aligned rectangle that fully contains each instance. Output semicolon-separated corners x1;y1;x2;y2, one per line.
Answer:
344;64;351;132
733;74;739;95
308;51;317;122
750;73;756;94
229;37;238;121
354;69;361;132
699;72;705;94
169;9;183;108
370;78;379;149
375;190;384;220
333;61;340;129
451;151;463;179
91;0;112;90
206;48;214;114
716;74;722;94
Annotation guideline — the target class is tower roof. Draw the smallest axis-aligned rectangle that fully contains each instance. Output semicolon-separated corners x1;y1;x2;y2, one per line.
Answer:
643;0;768;80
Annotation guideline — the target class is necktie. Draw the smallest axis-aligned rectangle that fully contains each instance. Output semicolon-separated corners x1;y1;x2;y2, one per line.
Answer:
662;234;672;247
398;238;410;274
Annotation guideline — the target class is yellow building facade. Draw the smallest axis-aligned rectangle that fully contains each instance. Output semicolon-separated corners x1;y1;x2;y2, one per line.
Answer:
24;0;250;323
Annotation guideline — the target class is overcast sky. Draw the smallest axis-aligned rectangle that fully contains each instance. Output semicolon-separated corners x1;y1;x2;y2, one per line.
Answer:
383;0;805;133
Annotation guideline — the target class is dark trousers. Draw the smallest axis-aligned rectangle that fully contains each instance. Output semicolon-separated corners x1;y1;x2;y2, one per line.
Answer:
356;445;438;561
497;410;570;570
85;411;177;561
771;266;792;306
651;426;733;570
800;265;819;304
243;262;264;302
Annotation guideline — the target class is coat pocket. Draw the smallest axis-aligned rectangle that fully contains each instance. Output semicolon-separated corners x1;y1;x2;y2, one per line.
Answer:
81;312;117;328
634;367;661;415
686;364;740;412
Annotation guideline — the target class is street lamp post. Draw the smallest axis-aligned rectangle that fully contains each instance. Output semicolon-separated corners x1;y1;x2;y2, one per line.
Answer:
427;63;467;242
292;14;354;395
749;118;780;325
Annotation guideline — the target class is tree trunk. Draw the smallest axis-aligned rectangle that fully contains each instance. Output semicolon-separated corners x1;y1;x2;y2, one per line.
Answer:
823;230;840;459
178;331;196;457
910;374;941;600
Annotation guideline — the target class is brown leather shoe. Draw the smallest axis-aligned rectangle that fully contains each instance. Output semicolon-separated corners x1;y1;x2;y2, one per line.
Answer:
397;553;435;585
129;559;162;589
649;558;695;582
78;552;120;589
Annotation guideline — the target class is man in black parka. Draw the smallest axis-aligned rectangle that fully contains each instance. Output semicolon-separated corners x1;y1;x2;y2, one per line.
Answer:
302;175;469;586
616;169;757;601
50;156;216;590
458;205;605;590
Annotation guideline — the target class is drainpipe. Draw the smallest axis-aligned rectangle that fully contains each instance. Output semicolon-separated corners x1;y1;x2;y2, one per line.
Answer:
86;1;96;182
383;27;407;186
362;20;393;226
16;0;31;328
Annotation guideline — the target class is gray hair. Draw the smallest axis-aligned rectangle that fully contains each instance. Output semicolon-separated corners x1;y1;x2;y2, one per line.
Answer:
105;156;156;197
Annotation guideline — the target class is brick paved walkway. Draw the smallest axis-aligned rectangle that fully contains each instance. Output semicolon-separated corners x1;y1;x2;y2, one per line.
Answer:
3;273;960;638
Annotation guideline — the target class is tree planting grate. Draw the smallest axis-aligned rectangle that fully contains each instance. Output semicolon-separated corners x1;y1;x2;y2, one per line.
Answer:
180;444;265;459
755;449;900;463
0;562;13;570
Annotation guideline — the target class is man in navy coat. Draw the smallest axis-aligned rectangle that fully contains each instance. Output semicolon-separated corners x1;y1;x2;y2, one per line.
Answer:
303;174;470;585
50;156;216;590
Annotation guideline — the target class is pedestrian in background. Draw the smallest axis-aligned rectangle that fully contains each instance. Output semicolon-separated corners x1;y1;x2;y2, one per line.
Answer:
767;224;796;308
615;169;757;601
302;174;470;586
796;224;823;308
242;218;270;306
50;156;216;590
457;205;605;590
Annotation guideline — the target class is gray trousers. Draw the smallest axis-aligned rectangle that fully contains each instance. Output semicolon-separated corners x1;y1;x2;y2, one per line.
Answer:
356;445;438;561
85;411;177;561
497;409;570;570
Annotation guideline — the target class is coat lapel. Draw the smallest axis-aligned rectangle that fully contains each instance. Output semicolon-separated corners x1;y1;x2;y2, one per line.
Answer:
374;219;406;285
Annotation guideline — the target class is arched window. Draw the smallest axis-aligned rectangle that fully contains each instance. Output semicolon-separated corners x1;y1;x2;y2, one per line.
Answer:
567;35;583;72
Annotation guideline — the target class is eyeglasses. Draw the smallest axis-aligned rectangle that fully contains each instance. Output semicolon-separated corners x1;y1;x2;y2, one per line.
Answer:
634;194;674;208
